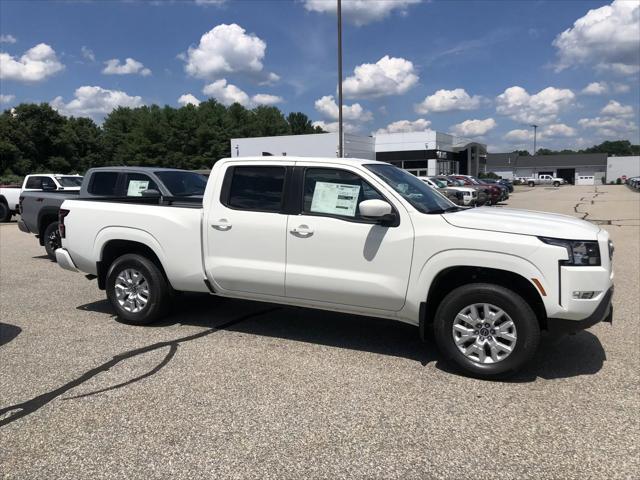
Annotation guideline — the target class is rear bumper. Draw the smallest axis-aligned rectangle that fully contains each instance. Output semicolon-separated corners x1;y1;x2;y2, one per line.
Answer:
55;248;79;272
548;287;613;334
17;219;30;233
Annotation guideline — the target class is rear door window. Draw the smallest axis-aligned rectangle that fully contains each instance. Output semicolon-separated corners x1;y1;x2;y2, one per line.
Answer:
88;172;120;196
224;166;285;212
124;173;158;197
25;176;44;189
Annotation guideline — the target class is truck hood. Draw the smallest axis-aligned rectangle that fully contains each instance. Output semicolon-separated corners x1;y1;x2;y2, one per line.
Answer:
442;207;600;240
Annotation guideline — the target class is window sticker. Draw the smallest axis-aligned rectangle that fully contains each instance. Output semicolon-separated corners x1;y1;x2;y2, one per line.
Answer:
310;181;361;217
127;180;150;197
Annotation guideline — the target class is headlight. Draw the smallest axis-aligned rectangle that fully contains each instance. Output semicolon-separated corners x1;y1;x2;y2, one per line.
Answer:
539;237;601;266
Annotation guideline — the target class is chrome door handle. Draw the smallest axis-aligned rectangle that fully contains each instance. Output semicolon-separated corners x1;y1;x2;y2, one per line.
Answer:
290;225;313;237
211;219;232;231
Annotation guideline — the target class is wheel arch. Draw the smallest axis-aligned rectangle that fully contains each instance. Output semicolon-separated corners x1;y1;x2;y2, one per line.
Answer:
97;237;171;291
38;207;60;245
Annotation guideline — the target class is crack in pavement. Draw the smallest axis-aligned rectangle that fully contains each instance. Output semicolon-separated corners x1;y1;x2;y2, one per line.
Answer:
0;307;280;428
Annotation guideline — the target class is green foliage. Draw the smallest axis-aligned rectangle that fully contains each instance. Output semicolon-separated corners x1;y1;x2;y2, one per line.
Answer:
512;150;530;156
533;140;640;156
479;171;501;179
0;101;325;182
616;177;622;184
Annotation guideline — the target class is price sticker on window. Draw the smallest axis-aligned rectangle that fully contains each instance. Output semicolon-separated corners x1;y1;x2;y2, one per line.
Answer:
127;180;150;197
310;182;361;217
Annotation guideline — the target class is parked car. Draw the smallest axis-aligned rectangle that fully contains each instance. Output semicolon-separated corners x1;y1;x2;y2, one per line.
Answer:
452;175;502;205
0;173;82;223
436;176;488;206
19;167;206;260
627;176;640;190
418;177;466;206
480;178;510;201
497;179;514;192
56;156;614;379
426;177;478;206
525;174;565;187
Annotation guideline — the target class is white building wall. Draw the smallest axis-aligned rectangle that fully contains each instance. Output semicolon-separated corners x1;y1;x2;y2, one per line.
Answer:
607;156;640;181
230;133;375;160
375;131;439;152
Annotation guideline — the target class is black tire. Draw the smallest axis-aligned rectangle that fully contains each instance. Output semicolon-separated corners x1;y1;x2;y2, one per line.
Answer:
0;202;11;223
43;221;61;261
433;283;540;379
553;181;560;187
106;253;170;325
527;181;535;187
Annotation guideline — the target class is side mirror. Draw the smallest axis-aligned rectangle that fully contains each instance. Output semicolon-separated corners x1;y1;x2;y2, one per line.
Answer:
359;199;396;225
141;188;161;198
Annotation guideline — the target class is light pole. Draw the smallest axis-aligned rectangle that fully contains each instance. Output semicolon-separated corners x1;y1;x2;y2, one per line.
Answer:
337;0;343;157
530;124;538;155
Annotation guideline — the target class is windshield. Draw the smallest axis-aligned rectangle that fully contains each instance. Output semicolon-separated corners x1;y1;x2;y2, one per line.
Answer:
430;178;447;188
365;164;457;214
56;176;83;187
154;171;207;196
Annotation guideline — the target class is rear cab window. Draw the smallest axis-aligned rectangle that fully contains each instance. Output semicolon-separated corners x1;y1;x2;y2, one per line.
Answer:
25;176;45;189
88;172;120;196
222;166;286;212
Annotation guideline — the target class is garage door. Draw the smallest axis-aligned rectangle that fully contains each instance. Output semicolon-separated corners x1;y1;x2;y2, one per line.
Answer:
576;175;595;185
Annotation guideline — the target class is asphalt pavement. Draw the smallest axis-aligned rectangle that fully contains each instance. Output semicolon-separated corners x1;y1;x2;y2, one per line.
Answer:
1;184;638;479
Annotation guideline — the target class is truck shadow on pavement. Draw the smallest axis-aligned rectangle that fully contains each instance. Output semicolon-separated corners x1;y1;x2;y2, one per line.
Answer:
0;323;22;347
80;293;607;382
0;295;606;427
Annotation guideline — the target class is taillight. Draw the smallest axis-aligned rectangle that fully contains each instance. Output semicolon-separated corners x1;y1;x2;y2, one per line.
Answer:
19;196;24;214
59;209;70;238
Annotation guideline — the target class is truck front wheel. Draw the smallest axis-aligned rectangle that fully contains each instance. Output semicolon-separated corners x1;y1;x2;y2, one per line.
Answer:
527;181;535;187
433;283;540;379
106;254;170;325
553;181;560;187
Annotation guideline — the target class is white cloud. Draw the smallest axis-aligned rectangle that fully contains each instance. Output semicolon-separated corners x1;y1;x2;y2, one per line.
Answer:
342;55;418;99
601;100;634;117
0;94;15;104
202;79;250;106
102;58;151;76
303;0;422;26
184;24;275;81
581;82;608;95
504;129;533;142
50;86;143;121
375;118;431;135
414;88;483;114
612;83;630;94
578;116;639;137
553;0;640;74
0;43;64;82
543;123;577;138
314;95;372;122
81;46;95;62
178;93;201;106
450;118;496;137
495;86;575;124
0;34;17;44
251;93;283;106
311;120;359;134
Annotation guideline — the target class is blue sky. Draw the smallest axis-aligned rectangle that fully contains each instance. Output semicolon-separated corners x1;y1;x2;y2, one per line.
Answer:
1;0;638;152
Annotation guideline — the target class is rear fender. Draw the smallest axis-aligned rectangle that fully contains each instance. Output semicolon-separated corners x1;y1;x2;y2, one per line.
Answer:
94;226;167;270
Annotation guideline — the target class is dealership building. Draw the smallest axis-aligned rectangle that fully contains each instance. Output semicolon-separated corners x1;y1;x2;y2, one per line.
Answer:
485;153;640;185
231;131;487;176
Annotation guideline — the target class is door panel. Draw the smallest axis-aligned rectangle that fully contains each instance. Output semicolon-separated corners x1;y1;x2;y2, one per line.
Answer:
204;163;292;297
285;165;414;311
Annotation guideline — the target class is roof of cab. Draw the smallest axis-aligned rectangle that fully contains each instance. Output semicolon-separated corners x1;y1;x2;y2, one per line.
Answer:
87;166;191;172
219;156;384;165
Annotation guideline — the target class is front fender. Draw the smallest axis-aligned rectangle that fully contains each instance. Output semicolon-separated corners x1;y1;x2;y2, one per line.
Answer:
403;249;555;323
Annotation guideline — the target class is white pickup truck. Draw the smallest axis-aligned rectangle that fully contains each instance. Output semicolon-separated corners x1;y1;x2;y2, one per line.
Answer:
0;173;82;222
525;174;566;187
55;157;614;378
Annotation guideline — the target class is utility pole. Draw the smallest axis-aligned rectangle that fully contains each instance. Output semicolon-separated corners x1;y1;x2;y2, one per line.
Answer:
530;124;538;155
337;0;343;157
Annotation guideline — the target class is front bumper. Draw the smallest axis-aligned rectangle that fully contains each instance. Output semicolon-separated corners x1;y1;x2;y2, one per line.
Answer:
548;287;613;334
17;219;30;233
55;248;79;272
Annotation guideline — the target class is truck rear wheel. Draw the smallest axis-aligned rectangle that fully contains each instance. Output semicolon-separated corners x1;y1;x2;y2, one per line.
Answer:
0;202;11;223
106;254;170;325
433;283;540;379
43;221;61;261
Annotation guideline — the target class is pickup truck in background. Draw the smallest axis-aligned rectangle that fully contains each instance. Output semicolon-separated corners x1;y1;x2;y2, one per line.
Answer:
56;156;614;379
525;174;566;187
0;173;82;222
19;167;206;260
